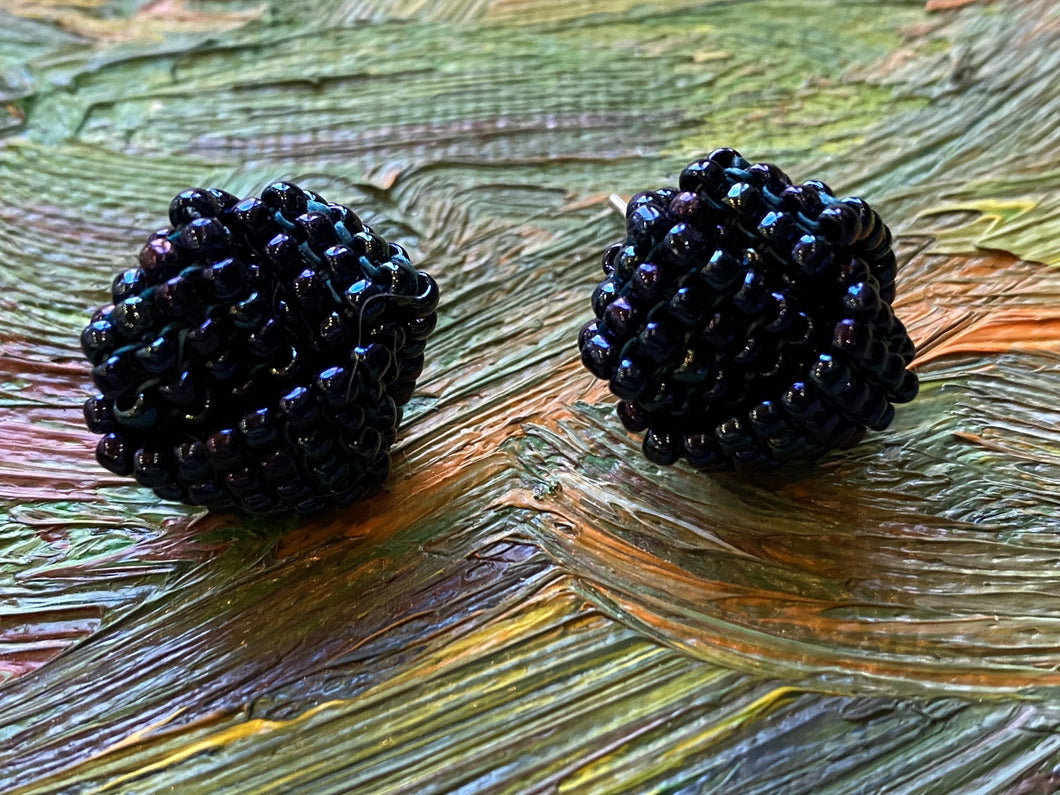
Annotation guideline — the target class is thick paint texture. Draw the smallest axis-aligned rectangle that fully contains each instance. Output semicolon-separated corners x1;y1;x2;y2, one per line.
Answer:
1;0;1059;792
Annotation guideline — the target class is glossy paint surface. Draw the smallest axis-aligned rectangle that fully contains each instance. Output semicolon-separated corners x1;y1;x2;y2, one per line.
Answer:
1;1;1059;792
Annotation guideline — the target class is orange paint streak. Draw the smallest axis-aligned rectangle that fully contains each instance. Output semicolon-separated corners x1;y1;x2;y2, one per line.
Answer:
913;312;1060;366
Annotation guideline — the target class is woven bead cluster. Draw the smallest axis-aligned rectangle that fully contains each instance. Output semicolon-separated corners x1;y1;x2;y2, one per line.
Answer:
579;148;918;470
81;182;438;515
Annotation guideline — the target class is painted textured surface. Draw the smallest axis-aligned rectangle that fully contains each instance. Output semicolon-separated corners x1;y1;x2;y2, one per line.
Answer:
1;0;1059;792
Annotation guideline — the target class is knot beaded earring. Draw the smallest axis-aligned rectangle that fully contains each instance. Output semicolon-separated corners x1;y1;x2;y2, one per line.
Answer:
81;182;439;516
578;148;917;471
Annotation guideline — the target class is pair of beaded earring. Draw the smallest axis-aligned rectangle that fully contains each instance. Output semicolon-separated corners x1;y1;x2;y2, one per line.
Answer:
80;149;917;517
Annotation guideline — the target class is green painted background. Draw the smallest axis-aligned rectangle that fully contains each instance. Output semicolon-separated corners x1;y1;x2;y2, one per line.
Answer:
1;0;1059;792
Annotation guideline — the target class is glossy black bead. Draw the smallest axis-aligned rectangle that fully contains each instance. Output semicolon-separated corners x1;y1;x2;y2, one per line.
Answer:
581;333;616;379
616;400;648;432
817;203;861;247
746;162;791;193
261;182;309;219
158;370;201;408
757;211;797;249
631;262;665;302
96;432;134;476
295;211;338;252
169;188;221;227
92;354;138;398
699;249;740;291
678;158;724;194
81;320;118;364
627;204;668;248
731;268;770;316
345;279;388;325
669;285;708;327
177;217;229;252
205;428;246;470
683;432;722;468
202;258;246;301
722;182;762;216
134;332;178;374
263;232;302;278
139;236;180;281
134;447;171;488
278;386;321;429
185;317;223;356
224;196;270;237
642;430;680;465
591;278;618;317
156;274;200;317
790;234;832;276
603;296;638;337
111;296;155;338
611;357;647;401
659;222;705;265
229;291;265;328
83;395;116;434
707;147;749;169
112;268;148;303
637;320;683;363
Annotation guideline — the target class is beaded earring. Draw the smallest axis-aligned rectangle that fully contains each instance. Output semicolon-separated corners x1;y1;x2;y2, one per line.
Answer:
578;148;917;471
81;182;439;516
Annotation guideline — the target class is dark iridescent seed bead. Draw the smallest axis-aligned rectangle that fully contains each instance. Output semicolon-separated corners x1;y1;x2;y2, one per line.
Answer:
177;217;228;252
112;268;148;303
134;447;170;488
205;428;246;470
699;249;740;291
603;296;638;337
611;357;647;401
627;204;668;248
616;400;648;432
295;211;338;252
707;147;749;169
230;291;266;328
722;182;762;216
637;321;683;362
170;189;221;227
84;395;116;434
261;182;308;219
817;203;861;247
81;320;118;364
156;274;200;317
631;262;665;302
174;440;209;480
112;296;155;338
202;258;246;301
240;407;278;448
679;159;724;194
158;370;201;408
92;354;138;397
139;236;180;281
134;332;178;374
345;279;388;324
581;333;616;379
96;432;134;476
185;317;223;356
642;429;680;465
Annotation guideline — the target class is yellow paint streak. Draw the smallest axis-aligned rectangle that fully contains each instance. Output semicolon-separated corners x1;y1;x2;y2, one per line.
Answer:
560;686;800;791
0;0;260;40
82;699;351;795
